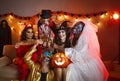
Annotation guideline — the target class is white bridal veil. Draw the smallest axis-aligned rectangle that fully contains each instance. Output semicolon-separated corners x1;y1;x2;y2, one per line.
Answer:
65;19;108;81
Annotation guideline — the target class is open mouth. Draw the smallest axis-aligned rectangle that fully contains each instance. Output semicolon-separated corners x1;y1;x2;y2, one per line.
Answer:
54;60;65;65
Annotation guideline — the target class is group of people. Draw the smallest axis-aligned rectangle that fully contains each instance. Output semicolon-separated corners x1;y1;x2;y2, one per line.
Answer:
12;9;109;81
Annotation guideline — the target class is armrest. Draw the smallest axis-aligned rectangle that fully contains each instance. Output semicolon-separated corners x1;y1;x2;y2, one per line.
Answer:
3;45;16;60
0;56;11;68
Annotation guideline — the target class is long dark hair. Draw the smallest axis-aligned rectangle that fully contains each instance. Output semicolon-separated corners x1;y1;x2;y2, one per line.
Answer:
55;21;71;48
20;26;36;41
72;21;85;46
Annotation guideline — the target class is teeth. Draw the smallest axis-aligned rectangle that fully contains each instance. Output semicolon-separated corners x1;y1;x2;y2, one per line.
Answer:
55;60;65;65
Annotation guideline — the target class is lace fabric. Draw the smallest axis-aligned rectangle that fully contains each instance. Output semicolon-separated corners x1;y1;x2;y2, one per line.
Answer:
65;19;109;81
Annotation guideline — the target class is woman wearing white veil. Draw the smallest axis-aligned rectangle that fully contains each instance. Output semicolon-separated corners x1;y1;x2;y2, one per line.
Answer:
54;19;109;81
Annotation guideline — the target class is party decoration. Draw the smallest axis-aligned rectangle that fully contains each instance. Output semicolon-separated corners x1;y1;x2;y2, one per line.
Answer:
51;52;71;68
0;10;119;44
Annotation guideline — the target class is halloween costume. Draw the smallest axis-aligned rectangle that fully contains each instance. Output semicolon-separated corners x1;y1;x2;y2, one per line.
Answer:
53;24;71;54
65;19;109;81
38;10;56;41
24;44;54;81
15;44;42;80
52;24;71;81
0;20;12;57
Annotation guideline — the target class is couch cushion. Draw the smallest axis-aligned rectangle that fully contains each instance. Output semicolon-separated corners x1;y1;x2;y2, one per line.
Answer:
0;64;19;79
0;56;11;67
3;45;16;60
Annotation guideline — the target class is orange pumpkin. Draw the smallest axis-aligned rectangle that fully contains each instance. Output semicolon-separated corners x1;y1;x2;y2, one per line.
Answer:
51;52;71;68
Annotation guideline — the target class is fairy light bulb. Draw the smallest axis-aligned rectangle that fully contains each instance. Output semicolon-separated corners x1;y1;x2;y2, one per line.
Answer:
97;22;101;26
87;18;92;21
100;14;105;18
113;13;119;20
58;15;65;21
64;15;69;20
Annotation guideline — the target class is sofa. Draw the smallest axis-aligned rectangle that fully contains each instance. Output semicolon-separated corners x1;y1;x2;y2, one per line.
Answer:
0;45;19;81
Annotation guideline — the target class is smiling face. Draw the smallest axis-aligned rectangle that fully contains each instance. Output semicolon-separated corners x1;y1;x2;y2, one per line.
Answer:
26;28;34;39
58;30;66;42
54;53;65;66
51;53;71;68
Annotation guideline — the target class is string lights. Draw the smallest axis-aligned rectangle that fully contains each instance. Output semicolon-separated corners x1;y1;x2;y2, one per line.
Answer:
0;10;119;43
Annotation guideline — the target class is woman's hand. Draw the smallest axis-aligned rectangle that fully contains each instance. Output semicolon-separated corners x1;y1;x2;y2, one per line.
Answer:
13;57;21;65
15;43;20;48
53;43;58;49
36;39;43;45
53;43;65;53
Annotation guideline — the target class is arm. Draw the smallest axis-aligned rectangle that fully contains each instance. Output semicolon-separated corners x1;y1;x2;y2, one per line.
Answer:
24;44;38;69
13;42;22;64
24;39;43;69
53;43;65;53
15;42;21;57
65;36;88;62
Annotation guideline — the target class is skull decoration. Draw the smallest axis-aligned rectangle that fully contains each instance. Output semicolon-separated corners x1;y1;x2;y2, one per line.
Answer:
51;52;71;68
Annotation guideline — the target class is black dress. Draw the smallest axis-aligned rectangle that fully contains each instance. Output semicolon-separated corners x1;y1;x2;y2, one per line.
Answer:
0;25;12;57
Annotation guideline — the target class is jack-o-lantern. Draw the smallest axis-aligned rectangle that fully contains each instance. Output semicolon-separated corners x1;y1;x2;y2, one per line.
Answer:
51;53;71;68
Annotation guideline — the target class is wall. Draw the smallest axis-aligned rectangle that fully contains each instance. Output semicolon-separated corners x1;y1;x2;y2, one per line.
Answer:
0;0;120;16
0;0;120;61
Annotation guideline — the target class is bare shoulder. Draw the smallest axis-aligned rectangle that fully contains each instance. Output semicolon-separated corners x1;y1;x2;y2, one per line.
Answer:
15;41;23;48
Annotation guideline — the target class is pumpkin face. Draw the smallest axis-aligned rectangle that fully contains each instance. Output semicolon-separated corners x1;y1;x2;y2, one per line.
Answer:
51;53;71;68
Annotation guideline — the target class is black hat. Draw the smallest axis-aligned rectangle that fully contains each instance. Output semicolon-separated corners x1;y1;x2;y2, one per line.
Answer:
40;10;52;19
57;26;70;34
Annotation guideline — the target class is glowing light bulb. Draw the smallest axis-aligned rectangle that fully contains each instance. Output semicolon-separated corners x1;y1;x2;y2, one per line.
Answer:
64;15;69;19
113;13;119;20
100;14;105;18
97;22;101;26
87;18;92;21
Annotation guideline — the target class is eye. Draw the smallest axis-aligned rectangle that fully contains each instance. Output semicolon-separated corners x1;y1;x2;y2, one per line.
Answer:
77;25;83;30
26;31;33;33
73;29;76;33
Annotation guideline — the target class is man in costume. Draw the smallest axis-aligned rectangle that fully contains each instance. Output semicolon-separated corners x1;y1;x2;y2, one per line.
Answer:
38;9;57;44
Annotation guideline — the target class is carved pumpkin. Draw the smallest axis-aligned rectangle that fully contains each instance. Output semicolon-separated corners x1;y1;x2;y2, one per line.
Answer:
51;52;71;68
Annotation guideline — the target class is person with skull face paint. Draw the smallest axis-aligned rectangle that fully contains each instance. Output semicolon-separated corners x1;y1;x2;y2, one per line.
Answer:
54;19;109;81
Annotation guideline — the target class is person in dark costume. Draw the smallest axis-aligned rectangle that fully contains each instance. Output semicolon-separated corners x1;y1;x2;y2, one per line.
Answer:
0;19;12;57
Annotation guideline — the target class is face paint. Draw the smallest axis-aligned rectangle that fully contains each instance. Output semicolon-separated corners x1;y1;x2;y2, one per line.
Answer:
42;57;50;62
73;24;83;35
41;51;52;63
